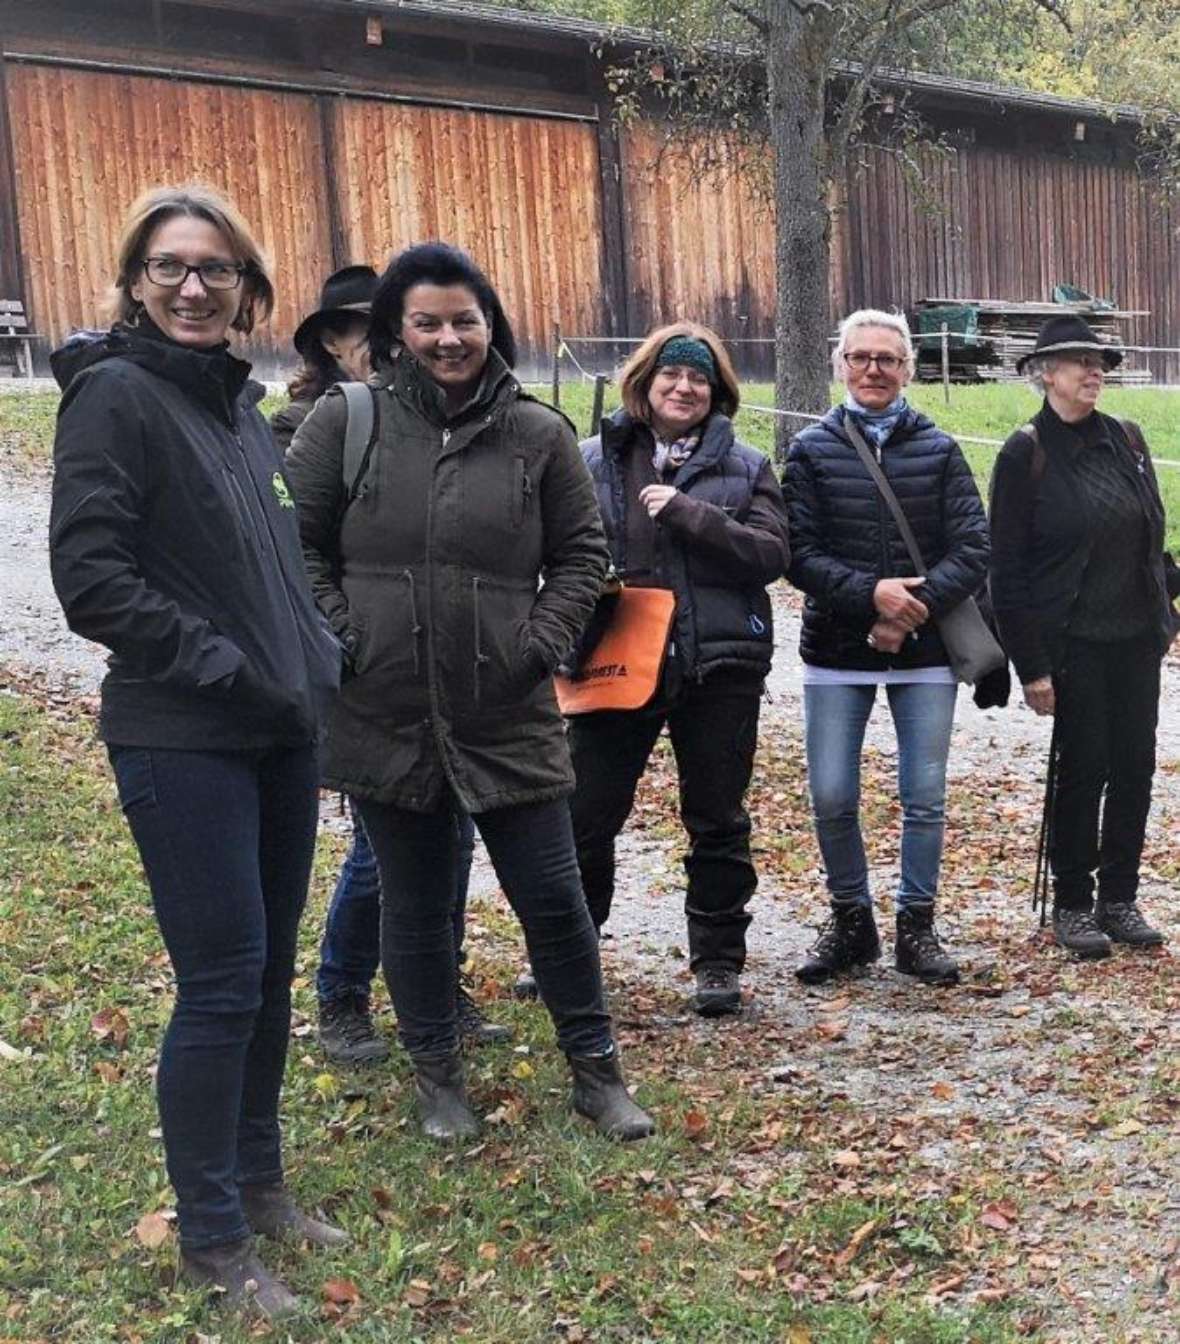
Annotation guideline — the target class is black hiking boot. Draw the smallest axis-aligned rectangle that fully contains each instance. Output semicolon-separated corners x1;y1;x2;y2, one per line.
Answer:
1095;900;1165;947
567;1050;655;1142
413;1052;480;1141
318;995;389;1066
692;965;742;1018
796;904;881;985
512;964;539;1000
456;983;512;1046
179;1235;300;1321
239;1181;350;1249
895;905;960;985
1052;905;1112;960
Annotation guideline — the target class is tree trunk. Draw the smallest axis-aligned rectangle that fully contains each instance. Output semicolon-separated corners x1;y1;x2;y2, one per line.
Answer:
766;0;836;459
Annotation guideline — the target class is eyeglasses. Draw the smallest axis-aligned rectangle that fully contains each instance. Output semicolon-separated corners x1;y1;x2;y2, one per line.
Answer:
142;257;247;290
843;351;904;373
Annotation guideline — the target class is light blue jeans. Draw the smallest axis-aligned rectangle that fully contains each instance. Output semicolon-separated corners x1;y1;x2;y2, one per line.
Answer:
804;681;958;910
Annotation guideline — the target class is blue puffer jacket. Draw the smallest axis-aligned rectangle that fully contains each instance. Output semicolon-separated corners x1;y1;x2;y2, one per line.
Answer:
784;404;989;670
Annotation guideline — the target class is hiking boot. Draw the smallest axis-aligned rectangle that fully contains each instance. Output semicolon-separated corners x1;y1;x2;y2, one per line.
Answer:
796;904;881;985
456;983;512;1046
179;1235;300;1321
413;1052;480;1141
1052;905;1112;960
567;1049;655;1142
895;905;960;986
1095;900;1165;947
512;964;538;1000
239;1181;350;1249
318;995;389;1066
692;965;742;1018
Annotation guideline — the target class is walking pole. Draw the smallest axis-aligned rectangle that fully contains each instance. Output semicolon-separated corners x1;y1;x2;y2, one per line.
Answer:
1033;718;1059;927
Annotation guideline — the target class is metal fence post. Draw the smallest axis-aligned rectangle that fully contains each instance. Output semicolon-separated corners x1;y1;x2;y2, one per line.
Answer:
589;373;606;437
940;323;951;405
551;321;562;409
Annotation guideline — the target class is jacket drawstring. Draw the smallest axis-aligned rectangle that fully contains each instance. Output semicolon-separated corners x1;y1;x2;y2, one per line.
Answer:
472;576;489;702
403;569;421;676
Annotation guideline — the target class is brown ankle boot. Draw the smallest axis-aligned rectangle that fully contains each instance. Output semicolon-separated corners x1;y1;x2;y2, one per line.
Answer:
239;1181;350;1248
179;1235;300;1320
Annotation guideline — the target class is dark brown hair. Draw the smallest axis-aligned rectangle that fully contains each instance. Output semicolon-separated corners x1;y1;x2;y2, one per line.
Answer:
618;321;741;422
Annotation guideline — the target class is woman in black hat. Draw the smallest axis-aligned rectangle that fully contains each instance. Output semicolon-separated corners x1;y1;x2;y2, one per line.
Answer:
270;264;377;453
990;315;1179;957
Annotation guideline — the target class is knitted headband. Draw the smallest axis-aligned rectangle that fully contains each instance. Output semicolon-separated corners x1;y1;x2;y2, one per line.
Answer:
655;336;717;383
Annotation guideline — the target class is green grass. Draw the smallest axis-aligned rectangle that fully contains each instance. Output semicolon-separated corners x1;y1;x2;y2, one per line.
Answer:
6;379;1178;549
0;689;1032;1342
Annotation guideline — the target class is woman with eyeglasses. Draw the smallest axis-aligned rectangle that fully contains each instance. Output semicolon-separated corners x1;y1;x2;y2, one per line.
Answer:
990;315;1177;957
49;185;344;1321
784;309;989;988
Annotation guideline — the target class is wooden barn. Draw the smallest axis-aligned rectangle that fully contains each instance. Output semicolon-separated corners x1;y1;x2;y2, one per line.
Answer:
0;0;1176;379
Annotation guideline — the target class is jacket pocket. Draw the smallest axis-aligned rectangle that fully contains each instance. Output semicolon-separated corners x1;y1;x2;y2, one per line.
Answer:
348;570;422;682
471;574;543;706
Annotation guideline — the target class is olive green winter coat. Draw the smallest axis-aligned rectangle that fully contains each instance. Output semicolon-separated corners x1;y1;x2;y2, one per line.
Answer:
286;350;608;812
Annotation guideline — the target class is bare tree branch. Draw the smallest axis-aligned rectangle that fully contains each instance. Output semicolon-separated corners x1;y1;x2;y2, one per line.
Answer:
725;0;768;37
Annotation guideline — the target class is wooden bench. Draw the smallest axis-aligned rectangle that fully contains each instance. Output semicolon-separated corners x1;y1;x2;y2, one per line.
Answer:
0;300;37;380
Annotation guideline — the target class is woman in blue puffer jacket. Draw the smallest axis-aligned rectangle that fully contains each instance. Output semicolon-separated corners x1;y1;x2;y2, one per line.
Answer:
785;309;990;989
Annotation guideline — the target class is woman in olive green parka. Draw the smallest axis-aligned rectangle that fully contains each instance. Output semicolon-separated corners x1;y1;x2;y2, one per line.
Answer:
286;243;654;1146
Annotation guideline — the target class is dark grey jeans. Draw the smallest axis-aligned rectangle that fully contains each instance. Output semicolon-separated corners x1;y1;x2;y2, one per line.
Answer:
357;793;612;1058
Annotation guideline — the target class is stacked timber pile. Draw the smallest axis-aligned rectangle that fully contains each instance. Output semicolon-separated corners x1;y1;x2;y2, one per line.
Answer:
912;298;1151;384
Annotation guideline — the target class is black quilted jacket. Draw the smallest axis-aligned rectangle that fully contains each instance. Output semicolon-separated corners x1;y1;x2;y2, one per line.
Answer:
784;404;990;670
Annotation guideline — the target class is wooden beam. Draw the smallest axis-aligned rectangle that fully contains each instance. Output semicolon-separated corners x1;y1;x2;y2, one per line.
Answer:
0;54;25;306
318;95;348;269
592;70;630;339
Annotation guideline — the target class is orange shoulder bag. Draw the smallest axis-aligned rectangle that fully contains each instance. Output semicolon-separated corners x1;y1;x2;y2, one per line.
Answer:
554;586;676;715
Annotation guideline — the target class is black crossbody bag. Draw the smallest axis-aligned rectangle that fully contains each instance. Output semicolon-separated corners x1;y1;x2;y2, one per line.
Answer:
844;419;1005;685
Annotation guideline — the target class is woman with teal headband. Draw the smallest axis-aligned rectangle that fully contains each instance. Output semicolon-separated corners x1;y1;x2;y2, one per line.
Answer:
564;321;790;1018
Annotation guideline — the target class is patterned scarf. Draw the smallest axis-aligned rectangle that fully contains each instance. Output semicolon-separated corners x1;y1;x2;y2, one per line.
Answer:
652;430;701;476
844;393;908;449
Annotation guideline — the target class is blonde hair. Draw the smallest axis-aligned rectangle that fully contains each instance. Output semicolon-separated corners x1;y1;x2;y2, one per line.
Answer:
618;321;741;422
831;308;916;381
105;183;275;335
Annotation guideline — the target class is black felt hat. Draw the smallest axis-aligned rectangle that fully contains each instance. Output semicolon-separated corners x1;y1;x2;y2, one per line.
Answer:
1015;314;1123;373
293;265;378;355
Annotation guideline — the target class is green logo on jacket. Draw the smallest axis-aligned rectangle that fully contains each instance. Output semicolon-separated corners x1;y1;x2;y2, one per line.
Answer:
272;472;295;509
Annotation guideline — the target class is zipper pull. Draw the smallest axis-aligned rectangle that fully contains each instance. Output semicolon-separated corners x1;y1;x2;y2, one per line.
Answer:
442;428;451;447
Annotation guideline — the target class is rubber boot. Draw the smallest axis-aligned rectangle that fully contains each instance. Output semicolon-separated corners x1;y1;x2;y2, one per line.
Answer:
179;1235;300;1321
567;1050;655;1142
413;1052;480;1140
240;1181;350;1248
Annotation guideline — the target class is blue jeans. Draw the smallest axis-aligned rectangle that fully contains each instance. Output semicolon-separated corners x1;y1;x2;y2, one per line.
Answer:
357;793;611;1059
108;743;319;1250
804;681;957;910
316;801;474;1005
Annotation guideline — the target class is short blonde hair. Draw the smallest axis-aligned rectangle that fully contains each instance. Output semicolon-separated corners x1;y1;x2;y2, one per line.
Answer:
106;183;275;335
831;308;916;381
618;321;741;422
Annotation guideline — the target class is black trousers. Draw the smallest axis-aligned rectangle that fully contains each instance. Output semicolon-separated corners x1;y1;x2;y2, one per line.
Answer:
568;674;761;971
1051;633;1160;908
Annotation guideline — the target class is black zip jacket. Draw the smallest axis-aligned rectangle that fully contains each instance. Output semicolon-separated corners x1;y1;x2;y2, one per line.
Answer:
582;409;789;682
49;323;340;749
989;402;1180;686
785;404;990;670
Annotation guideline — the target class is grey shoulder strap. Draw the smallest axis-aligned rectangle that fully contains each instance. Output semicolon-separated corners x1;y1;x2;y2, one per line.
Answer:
843;417;927;576
339;381;377;499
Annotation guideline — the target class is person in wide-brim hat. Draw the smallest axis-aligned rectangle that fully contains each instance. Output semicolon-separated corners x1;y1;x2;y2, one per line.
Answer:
990;311;1178;963
270;265;378;455
1014;313;1123;374
293;264;378;357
